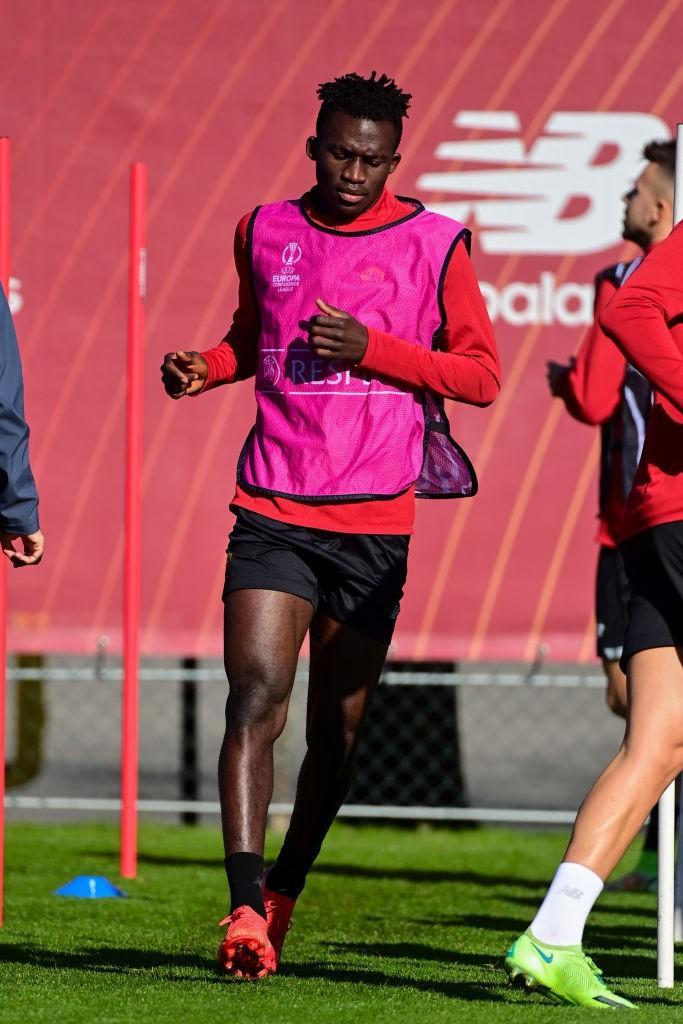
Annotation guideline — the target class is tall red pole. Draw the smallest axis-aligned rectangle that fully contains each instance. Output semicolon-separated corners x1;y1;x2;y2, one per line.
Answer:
0;137;10;926
120;163;146;879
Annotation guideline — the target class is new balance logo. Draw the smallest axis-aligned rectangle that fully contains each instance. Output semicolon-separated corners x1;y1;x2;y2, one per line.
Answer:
417;110;669;254
554;885;584;900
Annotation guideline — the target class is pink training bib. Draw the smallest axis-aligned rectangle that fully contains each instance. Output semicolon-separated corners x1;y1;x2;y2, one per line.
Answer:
237;196;477;502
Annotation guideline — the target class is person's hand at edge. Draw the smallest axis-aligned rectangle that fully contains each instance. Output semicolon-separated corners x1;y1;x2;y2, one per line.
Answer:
546;359;573;397
160;350;209;399
0;528;45;568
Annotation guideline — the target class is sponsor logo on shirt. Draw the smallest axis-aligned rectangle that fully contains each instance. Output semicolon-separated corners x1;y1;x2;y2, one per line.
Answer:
359;266;386;283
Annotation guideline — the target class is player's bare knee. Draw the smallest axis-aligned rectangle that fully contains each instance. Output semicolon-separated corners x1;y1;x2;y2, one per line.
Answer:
629;738;683;788
224;667;290;734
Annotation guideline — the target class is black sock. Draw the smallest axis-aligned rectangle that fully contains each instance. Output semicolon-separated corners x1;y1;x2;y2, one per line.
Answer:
644;801;659;852
265;833;319;901
225;853;265;918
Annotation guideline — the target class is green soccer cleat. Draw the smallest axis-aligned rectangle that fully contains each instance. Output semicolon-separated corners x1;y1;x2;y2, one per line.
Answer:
503;930;637;1009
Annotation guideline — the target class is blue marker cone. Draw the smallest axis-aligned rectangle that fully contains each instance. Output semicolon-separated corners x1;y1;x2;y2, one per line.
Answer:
55;876;126;899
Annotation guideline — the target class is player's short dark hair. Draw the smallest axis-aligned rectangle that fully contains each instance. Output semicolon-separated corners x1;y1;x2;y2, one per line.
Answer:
643;138;676;181
315;71;412;148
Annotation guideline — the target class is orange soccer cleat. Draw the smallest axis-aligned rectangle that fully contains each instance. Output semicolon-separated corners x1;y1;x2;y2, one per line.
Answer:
217;905;276;979
262;883;296;969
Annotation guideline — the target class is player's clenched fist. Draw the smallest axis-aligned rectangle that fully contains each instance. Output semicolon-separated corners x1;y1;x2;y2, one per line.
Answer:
304;298;369;363
161;350;208;399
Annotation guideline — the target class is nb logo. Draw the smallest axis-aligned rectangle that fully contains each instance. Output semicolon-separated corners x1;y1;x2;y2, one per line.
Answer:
554;885;584;900
417;110;669;255
282;241;302;266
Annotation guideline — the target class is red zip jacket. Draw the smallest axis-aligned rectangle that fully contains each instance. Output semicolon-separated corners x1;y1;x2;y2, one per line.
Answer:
200;189;500;534
600;221;683;540
555;268;627;547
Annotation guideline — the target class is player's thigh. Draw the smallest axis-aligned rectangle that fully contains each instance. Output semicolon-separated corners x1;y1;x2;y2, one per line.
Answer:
624;646;683;771
621;523;683;763
224;589;313;693
223;509;318;696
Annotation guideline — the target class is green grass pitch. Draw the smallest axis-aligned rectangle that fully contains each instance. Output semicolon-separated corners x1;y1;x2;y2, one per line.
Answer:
0;820;681;1021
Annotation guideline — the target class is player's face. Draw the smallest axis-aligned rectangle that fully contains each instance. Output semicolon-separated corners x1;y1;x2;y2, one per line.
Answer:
306;111;400;223
622;163;663;248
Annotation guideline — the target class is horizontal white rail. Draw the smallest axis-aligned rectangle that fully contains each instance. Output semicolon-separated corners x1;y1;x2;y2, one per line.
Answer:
6;665;605;689
5;795;577;824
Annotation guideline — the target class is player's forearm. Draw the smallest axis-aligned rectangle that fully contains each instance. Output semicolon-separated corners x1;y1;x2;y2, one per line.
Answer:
360;327;500;405
601;302;683;414
557;361;622;426
201;333;257;390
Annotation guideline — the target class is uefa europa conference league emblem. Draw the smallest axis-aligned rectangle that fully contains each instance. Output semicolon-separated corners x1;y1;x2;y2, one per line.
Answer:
272;241;302;293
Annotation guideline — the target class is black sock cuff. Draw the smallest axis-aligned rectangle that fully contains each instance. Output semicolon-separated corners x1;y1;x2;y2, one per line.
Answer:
225;852;265;917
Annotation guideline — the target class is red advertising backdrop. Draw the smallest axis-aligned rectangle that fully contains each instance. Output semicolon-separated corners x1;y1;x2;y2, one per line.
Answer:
1;0;681;661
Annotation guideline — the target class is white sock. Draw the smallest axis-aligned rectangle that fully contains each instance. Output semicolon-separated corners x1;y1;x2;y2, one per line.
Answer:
530;862;604;947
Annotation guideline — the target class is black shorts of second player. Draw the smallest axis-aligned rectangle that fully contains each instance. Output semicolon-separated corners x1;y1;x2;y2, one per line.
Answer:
620;520;683;670
595;544;630;661
222;507;410;646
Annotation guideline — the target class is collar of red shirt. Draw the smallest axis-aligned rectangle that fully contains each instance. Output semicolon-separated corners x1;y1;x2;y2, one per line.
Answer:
302;187;413;231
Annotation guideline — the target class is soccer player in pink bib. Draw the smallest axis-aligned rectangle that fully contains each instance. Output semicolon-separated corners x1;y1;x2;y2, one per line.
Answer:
162;72;500;979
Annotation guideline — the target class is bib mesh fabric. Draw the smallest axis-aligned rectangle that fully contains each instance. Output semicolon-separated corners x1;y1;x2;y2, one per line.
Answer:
238;197;476;502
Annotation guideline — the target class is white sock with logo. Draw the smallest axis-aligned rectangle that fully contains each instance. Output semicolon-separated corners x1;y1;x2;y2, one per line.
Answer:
530;861;604;947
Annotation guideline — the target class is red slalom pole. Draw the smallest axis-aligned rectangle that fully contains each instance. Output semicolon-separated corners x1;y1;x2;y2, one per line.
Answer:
120;163;146;879
0;136;10;925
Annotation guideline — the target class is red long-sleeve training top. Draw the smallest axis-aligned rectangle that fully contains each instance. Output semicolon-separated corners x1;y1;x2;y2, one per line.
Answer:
555;269;627;548
200;188;500;534
600;221;683;541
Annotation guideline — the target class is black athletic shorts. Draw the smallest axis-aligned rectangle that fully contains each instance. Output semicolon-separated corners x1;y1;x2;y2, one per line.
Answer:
595;545;630;661
222;507;410;646
620;521;683;670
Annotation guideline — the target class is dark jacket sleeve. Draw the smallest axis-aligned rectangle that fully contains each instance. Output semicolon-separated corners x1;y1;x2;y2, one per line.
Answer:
0;288;40;534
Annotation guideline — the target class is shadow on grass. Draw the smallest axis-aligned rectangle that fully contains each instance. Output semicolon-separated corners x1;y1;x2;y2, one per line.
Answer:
504;892;656;918
595;950;682;984
79;855;551;891
0;942;505;1000
0;943;214;977
82;850;224;869
411;911;656;951
2;942;676;1003
278;960;507;1001
139;853;223;869
312;864;548;889
410;913;529;934
326;940;680;998
327;941;499;968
